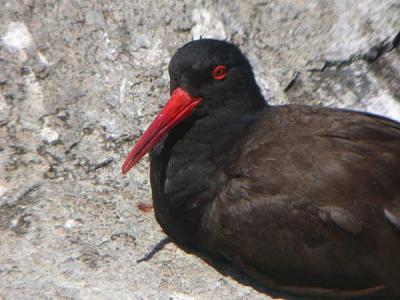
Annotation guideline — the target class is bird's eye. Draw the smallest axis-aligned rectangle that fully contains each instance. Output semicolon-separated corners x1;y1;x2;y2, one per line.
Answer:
211;65;227;80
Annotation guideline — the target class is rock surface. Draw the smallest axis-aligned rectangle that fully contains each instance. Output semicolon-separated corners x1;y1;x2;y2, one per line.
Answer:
0;1;399;299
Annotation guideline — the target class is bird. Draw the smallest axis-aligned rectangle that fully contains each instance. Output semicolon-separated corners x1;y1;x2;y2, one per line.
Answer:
122;39;400;299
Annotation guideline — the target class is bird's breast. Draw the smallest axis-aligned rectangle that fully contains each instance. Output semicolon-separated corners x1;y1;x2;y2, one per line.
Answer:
149;112;262;245
150;138;225;245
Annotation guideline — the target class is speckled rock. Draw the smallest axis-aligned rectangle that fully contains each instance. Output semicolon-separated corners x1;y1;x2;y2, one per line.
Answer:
0;1;399;299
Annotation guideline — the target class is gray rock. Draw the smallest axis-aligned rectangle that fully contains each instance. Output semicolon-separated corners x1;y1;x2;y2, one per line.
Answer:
0;1;399;299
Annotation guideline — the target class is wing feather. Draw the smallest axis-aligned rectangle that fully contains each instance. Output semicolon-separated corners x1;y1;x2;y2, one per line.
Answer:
203;106;400;293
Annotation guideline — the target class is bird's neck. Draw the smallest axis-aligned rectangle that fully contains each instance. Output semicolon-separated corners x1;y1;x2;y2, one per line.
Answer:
150;103;266;246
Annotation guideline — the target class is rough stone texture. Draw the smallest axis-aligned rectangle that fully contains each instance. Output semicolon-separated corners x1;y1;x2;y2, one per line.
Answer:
0;1;399;299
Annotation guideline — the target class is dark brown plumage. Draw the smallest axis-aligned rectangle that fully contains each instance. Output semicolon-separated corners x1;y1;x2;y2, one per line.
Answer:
122;39;400;299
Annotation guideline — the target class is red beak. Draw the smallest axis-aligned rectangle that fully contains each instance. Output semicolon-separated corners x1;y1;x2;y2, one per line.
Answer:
122;88;201;174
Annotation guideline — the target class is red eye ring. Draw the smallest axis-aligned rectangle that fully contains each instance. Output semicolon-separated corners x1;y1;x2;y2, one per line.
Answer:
211;65;227;80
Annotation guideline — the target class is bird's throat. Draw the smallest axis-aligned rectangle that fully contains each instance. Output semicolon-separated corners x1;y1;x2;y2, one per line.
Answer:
149;112;259;244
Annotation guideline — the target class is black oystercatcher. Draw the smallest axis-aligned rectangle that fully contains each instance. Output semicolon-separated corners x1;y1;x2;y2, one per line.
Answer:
122;39;400;298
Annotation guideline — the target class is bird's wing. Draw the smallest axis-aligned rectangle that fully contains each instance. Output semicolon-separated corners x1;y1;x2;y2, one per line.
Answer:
203;107;400;297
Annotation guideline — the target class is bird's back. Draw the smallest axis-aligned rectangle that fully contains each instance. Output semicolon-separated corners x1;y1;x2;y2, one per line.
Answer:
200;106;400;298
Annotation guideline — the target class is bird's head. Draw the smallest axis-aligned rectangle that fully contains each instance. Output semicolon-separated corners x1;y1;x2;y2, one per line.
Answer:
122;39;264;174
